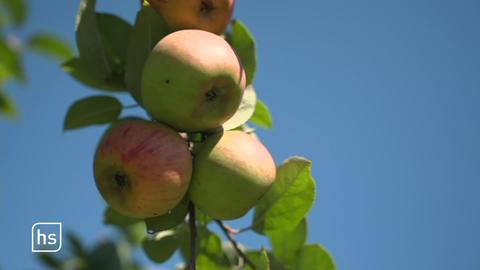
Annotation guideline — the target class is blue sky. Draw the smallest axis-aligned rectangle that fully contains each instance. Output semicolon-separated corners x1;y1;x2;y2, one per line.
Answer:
1;0;480;269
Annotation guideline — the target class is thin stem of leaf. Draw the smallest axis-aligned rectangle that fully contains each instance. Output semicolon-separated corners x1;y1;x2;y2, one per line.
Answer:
216;220;256;270
238;225;253;233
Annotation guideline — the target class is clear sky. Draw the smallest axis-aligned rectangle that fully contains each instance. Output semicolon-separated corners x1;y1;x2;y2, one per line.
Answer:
1;0;480;269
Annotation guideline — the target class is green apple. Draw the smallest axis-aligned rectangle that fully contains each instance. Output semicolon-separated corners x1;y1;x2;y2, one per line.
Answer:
189;130;276;220
147;0;235;34
94;118;192;218
141;29;246;132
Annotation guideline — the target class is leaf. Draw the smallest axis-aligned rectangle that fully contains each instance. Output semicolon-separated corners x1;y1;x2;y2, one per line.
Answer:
142;230;179;263
268;219;307;267
178;227;230;269
104;207;141;227
96;13;132;74
62;58;126;91
252;157;316;234
250;99;273;129
63;95;122;130
245;250;282;270
295;244;336;270
0;0;27;26
229;20;257;86
75;0;110;80
28;33;74;61
223;85;256;130
145;196;189;233
67;232;87;257
0;90;17;118
87;241;122;270
0;39;24;83
124;5;171;104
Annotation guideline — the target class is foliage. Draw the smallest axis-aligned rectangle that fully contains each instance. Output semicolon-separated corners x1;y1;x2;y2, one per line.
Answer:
0;0;72;119
38;0;336;269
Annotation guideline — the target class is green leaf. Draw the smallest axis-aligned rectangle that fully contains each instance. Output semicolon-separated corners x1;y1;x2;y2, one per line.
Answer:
250;99;273;129
67;232;87;257
125;5;171;104
104;207;141;227
75;0;131;90
229;20;257;86
223;85;257;130
0;39;24;83
96;13;132;74
245;250;282;270
62;58;126;92
268;219;307;267
142;230;179;263
0;90;17;118
145;196;189;233
64;95;122;130
28;33;73;61
179;227;230;269
75;0;110;80
252;157;316;234
295;244;336;270
0;0;27;26
87;241;122;270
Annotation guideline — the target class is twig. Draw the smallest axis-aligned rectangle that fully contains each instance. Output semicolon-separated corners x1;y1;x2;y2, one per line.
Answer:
189;202;197;270
237;225;252;234
216;220;256;270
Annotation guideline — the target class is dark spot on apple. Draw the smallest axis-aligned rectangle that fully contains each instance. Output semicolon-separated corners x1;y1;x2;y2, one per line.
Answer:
200;0;215;14
165;79;170;84
114;172;128;189
205;87;218;101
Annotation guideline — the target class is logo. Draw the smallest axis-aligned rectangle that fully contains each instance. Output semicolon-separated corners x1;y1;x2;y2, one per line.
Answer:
32;222;62;253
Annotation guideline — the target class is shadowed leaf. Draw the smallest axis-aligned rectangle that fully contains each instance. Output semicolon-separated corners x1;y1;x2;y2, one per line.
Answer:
64;95;122;130
229;20;257;86
28;33;74;61
223;85;256;130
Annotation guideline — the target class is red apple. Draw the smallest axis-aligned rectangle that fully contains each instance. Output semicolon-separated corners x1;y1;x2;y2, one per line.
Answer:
147;0;235;34
94;119;192;218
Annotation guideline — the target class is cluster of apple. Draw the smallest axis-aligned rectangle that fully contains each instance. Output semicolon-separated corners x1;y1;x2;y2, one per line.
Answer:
93;0;277;221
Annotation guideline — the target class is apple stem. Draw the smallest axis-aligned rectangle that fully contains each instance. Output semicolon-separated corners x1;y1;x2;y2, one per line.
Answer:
189;202;197;270
216;220;257;270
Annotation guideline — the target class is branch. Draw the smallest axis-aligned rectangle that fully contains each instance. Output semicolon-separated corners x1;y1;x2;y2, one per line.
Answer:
215;220;256;270
189;202;197;270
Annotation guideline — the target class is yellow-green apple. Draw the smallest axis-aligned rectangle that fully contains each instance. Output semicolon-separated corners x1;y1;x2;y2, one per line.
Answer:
189;131;276;220
141;29;246;132
147;0;235;34
94;118;192;218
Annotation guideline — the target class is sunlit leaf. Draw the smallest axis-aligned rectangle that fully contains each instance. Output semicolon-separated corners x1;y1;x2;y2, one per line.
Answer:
28;33;74;61
229;20;256;85
245;250;282;270
253;157;315;234
250;99;273;129
223;85;256;130
125;5;171;104
268;219;307;267
63;95;122;130
0;89;17;118
295;244;336;270
0;39;24;83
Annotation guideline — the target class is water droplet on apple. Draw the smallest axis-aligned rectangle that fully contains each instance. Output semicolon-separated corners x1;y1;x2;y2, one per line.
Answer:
147;229;155;235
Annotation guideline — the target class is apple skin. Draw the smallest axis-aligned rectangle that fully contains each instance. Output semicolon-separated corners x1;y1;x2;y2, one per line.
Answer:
94;118;192;218
189;131;276;220
147;0;235;34
141;29;246;132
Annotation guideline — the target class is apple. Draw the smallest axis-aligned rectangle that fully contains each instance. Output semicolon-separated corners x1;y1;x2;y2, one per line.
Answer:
189;130;276;220
94;118;192;218
147;0;235;34
141;29;246;132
